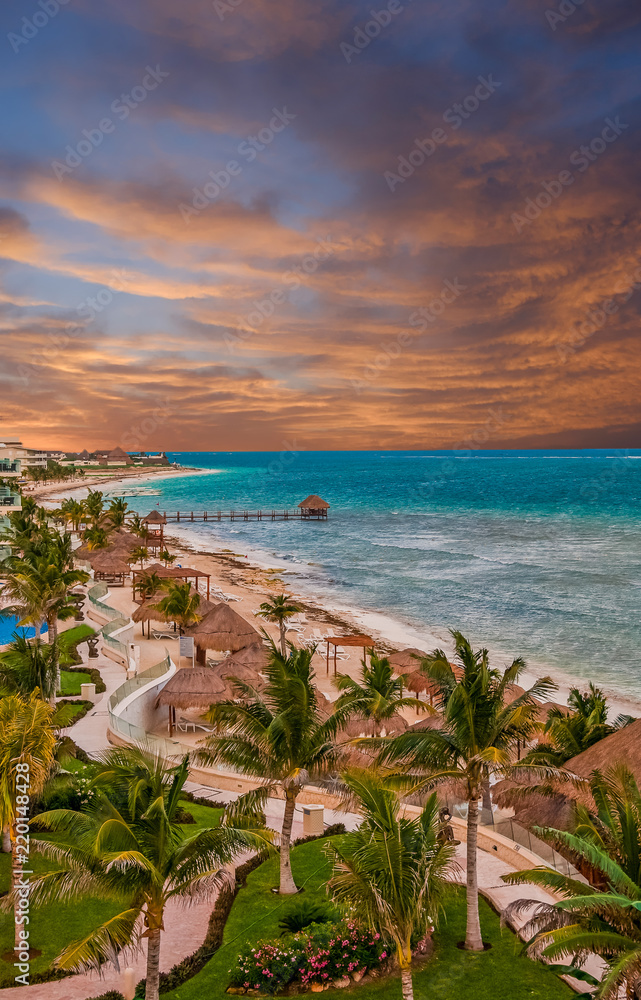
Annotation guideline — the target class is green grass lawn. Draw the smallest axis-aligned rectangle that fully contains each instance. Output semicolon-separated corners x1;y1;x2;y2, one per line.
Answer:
57;669;91;695
162;837;573;1000
0;798;221;985
57;624;95;667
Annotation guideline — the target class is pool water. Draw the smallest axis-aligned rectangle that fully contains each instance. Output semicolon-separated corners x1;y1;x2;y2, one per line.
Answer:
0;617;48;645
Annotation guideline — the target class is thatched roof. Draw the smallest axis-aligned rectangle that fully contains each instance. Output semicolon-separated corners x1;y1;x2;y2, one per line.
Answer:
142;510;167;524
214;642;269;674
155;667;227;709
567;718;641;780
132;591;216;624
183;603;260;652
341;714;408;738
91;551;130;575
404;669;434;694
298;495;330;509
388;648;427;671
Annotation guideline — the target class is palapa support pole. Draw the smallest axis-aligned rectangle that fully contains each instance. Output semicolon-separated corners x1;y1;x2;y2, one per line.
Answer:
326;640;330;675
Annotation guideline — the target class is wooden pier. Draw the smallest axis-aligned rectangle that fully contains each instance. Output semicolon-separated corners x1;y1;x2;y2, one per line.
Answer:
163;494;330;524
164;509;326;522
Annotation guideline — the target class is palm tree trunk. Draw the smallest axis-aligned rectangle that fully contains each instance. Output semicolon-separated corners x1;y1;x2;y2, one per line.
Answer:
481;776;492;820
279;791;298;894
279;621;286;656
47;613;59;705
2;825;11;853
465;795;484;951
145;926;162;1000
400;966;414;1000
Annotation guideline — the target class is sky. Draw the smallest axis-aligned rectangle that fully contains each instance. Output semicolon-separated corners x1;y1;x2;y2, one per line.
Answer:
0;0;639;453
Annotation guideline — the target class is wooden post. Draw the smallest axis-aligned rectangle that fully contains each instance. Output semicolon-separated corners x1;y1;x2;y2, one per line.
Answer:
326;640;330;675
168;705;173;736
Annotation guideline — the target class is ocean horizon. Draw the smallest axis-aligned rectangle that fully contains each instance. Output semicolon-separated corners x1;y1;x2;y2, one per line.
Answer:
118;449;641;706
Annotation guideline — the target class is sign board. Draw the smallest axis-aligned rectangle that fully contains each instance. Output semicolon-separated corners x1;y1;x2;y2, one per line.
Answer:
179;636;194;659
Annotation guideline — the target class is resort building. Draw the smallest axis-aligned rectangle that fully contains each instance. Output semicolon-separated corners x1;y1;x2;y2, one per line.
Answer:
0;439;48;477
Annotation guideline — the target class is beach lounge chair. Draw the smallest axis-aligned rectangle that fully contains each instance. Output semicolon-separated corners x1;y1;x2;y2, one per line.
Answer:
176;717;214;734
152;629;179;640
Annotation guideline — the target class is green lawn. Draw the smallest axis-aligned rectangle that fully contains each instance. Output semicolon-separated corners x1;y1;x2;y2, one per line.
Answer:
57;670;90;695
0;798;221;985
57;624;95;667
162;837;573;1000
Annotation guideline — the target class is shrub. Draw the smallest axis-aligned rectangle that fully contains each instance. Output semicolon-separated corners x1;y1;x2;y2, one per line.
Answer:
231;919;389;993
278;900;337;935
64;664;106;693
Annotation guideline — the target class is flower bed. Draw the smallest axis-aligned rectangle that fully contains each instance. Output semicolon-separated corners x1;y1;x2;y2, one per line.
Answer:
229;920;388;995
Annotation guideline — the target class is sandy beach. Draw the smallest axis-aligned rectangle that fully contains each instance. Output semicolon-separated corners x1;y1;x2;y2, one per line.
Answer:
39;468;641;718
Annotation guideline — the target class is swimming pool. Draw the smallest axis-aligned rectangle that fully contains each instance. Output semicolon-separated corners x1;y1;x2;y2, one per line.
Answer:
0;616;48;645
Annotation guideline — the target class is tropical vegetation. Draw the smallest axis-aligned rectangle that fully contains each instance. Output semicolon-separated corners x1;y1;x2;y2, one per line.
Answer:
256;594;301;655
334;652;429;735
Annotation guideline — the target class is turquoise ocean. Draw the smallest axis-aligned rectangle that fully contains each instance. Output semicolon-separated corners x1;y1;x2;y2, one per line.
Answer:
121;450;641;704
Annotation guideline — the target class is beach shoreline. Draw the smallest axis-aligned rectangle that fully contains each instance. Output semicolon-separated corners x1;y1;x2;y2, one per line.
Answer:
31;465;208;500
41;472;641;719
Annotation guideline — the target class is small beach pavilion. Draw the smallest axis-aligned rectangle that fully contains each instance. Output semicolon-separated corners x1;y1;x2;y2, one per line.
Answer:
131;563;211;601
156;668;227;735
325;634;374;675
184;603;261;665
297;495;330;519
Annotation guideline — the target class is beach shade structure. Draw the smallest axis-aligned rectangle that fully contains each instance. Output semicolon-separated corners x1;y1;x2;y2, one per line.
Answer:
132;591;216;638
341;714;408;738
325;634;374;675
184;603;260;664
388;648;427;671
297;495;330;519
404;669;441;707
89;551;130;585
155;667;227;735
131;564;211;601
214;641;270;675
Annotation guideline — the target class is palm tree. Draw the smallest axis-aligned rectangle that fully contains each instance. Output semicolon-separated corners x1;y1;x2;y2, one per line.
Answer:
1;555;88;699
256;594;301;655
138;572;164;601
504;765;641;999
200;646;349;894
0;693;56;951
376;629;557;951
108;497;129;528
159;550;176;567
25;748;264;1000
334;653;430;735
327;771;456;1000
59;498;84;533
129;546;149;570
128;512;149;540
82;490;104;525
83;525;110;550
0;633;58;702
154;582;201;634
527;683;633;767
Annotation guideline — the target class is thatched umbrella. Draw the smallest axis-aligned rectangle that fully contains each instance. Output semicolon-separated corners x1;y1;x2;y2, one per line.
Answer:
132;592;216;638
90;551;130;583
184;604;260;661
388;647;427;671
155;668;227;735
212;641;269;679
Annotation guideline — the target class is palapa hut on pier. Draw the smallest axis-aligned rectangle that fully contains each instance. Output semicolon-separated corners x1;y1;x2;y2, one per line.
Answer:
184;603;261;665
155;668;227;735
297;495;330;519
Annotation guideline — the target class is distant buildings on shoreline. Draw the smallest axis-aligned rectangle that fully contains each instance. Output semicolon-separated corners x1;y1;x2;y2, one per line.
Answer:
0;438;171;478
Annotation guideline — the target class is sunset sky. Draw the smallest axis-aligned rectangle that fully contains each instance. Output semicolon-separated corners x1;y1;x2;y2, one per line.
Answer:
0;0;639;452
